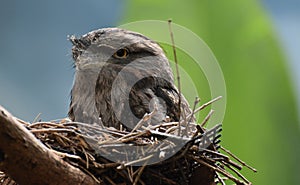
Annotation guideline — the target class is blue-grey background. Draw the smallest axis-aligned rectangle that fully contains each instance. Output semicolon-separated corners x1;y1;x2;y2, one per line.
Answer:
0;0;299;123
0;0;124;121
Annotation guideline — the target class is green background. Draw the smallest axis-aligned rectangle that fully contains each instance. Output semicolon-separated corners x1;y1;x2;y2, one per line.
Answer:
121;0;300;184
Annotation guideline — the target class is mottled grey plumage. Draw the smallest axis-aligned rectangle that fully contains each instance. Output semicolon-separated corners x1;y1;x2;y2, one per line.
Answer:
68;28;193;130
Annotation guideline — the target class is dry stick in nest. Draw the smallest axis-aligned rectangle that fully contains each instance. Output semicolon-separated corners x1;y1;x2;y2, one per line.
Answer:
133;163;147;185
184;96;222;125
220;146;257;172
221;161;250;184
168;19;183;136
185;97;201;137
189;155;247;185
200;109;215;128
215;172;226;185
189;97;201;124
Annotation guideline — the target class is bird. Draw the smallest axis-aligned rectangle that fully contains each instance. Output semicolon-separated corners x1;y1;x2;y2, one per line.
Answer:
68;28;194;131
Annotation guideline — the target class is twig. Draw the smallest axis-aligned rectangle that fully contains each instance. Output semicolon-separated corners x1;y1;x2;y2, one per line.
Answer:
221;161;251;184
28;122;66;128
133;161;147;185
188;97;201;124
64;122;122;136
199;148;230;161
30;128;76;133
118;155;153;169
32;113;42;123
16;118;30;126
216;172;226;185
188;96;222;119
50;149;81;160
103;176;117;185
149;130;191;142
147;169;179;185
115;130;149;144
81;146;90;169
189;155;247;185
131;109;156;133
168;19;182;136
149;122;178;130
200;109;215;127
220;146;257;172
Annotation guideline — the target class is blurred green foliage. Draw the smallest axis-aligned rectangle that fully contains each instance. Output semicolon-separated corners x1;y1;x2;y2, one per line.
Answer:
121;0;300;184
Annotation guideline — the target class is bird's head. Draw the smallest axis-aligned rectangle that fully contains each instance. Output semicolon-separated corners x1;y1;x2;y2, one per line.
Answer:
69;28;173;81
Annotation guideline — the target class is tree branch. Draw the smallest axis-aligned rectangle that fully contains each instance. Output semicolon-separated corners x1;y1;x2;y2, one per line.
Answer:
0;105;99;185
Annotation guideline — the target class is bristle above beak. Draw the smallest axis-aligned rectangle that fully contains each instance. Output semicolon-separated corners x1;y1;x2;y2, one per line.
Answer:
68;35;78;46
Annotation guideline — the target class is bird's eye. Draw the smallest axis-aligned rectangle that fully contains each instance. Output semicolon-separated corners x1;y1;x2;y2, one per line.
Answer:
113;48;129;59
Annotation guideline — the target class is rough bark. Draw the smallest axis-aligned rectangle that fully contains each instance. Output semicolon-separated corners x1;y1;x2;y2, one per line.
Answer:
0;105;98;185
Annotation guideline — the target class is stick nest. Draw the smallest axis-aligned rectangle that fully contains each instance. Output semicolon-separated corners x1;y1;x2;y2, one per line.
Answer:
0;98;255;185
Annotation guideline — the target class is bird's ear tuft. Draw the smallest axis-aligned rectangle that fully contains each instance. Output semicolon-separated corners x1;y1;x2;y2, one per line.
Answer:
68;35;79;46
68;35;91;52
